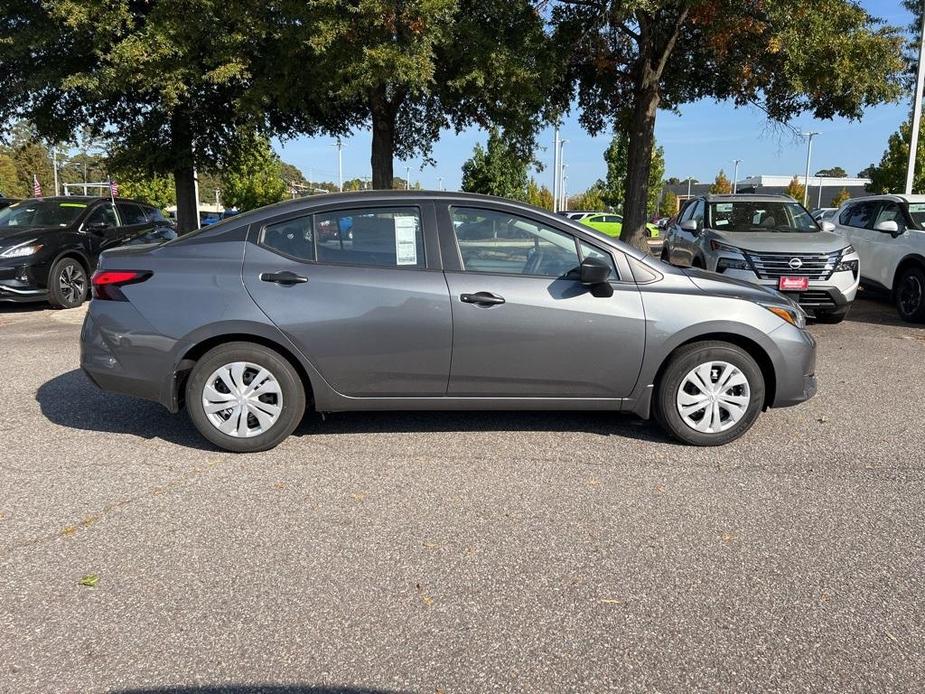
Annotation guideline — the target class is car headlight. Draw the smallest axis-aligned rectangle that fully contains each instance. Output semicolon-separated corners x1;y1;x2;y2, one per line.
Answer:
835;246;859;275
0;241;44;258
709;239;742;254
759;302;806;329
840;244;856;257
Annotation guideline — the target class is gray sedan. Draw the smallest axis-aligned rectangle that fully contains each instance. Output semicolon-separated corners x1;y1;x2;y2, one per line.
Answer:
80;191;816;452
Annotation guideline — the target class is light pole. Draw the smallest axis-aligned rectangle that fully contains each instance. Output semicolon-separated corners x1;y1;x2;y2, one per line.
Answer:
438;176;444;191
558;140;568;210
732;159;742;194
562;175;568;212
687;177;693;198
553;128;560;212
908;10;925;194
405;165;411;190
333;139;344;192
802;131;820;208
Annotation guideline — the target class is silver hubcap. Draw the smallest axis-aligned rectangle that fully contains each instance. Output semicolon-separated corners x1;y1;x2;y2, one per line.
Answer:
676;361;751;434
59;264;86;304
202;361;283;438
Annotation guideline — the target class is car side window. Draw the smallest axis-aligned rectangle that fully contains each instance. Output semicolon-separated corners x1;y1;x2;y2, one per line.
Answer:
145;206;169;223
315;207;424;268
261;215;314;261
678;201;695;223
873;202;906;231
84;204;118;228
845;202;877;229
116;202;146;225
451;207;582;278
838;204;854;225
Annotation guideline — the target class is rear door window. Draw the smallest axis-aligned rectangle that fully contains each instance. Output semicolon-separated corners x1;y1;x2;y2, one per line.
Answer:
314;207;425;268
116;202;147;226
261;216;314;261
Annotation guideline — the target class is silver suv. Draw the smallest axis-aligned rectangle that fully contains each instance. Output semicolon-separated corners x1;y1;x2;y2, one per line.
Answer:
662;194;860;323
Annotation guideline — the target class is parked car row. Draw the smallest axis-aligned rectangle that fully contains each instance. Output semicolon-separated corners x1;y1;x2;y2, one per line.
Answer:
79;191;816;453
559;210;660;238
660;192;925;324
0;197;176;308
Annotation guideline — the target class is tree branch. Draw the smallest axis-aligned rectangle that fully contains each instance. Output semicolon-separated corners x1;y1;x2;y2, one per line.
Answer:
653;8;689;81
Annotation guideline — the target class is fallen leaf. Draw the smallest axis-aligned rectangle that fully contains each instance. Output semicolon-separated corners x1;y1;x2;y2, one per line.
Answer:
721;532;737;544
78;574;99;588
415;583;434;607
62;526;77;537
422;542;440;550
351;492;367;503
274;482;286;490
588;479;600;486
655;484;666;494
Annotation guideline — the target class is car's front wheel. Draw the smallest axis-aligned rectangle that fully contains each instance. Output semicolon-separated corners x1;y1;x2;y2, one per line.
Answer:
47;257;88;309
895;266;925;323
654;341;765;446
185;342;306;453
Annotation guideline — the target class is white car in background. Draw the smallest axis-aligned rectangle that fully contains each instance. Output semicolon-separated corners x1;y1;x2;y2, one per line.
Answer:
830;194;925;322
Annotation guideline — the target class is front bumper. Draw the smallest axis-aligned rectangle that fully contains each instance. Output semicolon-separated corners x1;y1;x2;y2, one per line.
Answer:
768;322;818;408
0;260;49;303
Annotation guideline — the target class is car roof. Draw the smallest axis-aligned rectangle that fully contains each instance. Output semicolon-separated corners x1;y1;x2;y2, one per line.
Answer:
839;193;925;205
702;193;796;203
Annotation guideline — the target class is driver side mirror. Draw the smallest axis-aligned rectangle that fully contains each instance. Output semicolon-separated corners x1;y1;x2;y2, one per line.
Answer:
874;220;903;237
579;256;611;285
680;219;700;235
820;220;836;233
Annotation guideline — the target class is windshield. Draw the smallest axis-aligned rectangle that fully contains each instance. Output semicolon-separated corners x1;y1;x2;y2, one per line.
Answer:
907;203;925;229
0;200;87;229
709;201;818;233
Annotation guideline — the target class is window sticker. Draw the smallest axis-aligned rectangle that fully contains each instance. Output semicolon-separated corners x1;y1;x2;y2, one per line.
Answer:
716;203;733;212
908;203;925;213
394;214;419;265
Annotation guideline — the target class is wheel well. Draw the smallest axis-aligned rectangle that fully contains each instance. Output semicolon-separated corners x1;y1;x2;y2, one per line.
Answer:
174;333;315;411
892;255;925;296
52;251;91;277
691;255;705;269
653;333;777;409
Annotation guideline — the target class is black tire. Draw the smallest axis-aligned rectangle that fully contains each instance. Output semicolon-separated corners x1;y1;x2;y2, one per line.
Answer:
814;307;849;324
895;266;925;323
654;341;765;446
660;246;670;263
691;256;705;269
185;341;306;453
47;257;88;309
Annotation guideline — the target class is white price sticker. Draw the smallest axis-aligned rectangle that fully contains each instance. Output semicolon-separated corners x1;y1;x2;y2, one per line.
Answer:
394;214;419;265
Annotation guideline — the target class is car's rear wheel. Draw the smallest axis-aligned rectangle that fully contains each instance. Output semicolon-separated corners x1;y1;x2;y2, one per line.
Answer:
654;341;765;446
185;342;306;453
895;266;925;323
47;257;88;309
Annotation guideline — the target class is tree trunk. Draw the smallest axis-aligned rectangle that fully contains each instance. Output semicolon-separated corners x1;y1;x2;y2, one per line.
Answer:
170;110;199;233
370;89;395;190
620;81;660;254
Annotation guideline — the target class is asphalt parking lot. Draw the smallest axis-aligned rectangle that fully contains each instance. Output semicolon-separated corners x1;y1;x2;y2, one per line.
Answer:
1;293;923;693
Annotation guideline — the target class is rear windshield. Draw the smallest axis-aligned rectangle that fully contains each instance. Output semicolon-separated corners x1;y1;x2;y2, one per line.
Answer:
708;201;818;233
0;200;86;229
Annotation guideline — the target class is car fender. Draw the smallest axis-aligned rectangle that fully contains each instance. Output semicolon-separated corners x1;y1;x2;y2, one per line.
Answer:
893;253;925;295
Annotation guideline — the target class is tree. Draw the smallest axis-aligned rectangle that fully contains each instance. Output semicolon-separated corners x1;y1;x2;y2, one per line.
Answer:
710;170;733;194
831;188;851;207
0;1;276;231
815;166;847;178
527;179;555;210
0;152;18;197
865;119;925;193
269;0;558;190
552;0;904;252
601;132;628;209
659;190;679;218
220;134;288;211
117;174;176;210
785;176;806;201
666;176;682;185
568;185;605;211
647;144;665;217
460;130;530;201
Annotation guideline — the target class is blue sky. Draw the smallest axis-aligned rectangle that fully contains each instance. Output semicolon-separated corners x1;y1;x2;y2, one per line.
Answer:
274;0;914;192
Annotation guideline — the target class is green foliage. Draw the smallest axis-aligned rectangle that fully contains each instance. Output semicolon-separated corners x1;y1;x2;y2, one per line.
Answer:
815;167;848;178
865;120;925;194
710;170;733;194
601;133;628;209
220;134;287;211
647;144;665;217
526;179;554;210
831;188;851;207
568;184;605;212
116;174;176;210
461;130;530;201
786;176;806;201
0;153;19;197
659;190;679;218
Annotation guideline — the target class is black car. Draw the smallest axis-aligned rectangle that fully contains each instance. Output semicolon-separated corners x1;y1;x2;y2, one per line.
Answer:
0;196;176;308
0;197;17;210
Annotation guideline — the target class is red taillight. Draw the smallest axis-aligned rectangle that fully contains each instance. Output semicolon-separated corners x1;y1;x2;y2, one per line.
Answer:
91;270;152;300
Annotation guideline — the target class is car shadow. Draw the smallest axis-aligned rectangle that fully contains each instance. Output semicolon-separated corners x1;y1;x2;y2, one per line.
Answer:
37;370;673;450
844;291;923;329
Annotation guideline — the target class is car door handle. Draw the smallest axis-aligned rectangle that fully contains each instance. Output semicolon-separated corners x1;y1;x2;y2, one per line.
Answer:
460;292;505;306
260;271;308;285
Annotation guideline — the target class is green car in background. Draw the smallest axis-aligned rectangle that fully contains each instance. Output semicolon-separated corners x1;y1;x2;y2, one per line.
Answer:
579;213;660;239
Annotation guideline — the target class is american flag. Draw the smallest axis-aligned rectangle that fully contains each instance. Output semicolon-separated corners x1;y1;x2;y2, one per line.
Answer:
109;179;119;199
32;174;42;198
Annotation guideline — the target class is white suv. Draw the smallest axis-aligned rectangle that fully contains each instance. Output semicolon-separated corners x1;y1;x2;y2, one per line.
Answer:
830;194;925;322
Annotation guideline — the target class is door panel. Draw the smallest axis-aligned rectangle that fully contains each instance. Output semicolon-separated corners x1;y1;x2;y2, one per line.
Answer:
444;273;645;397
242;210;452;397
